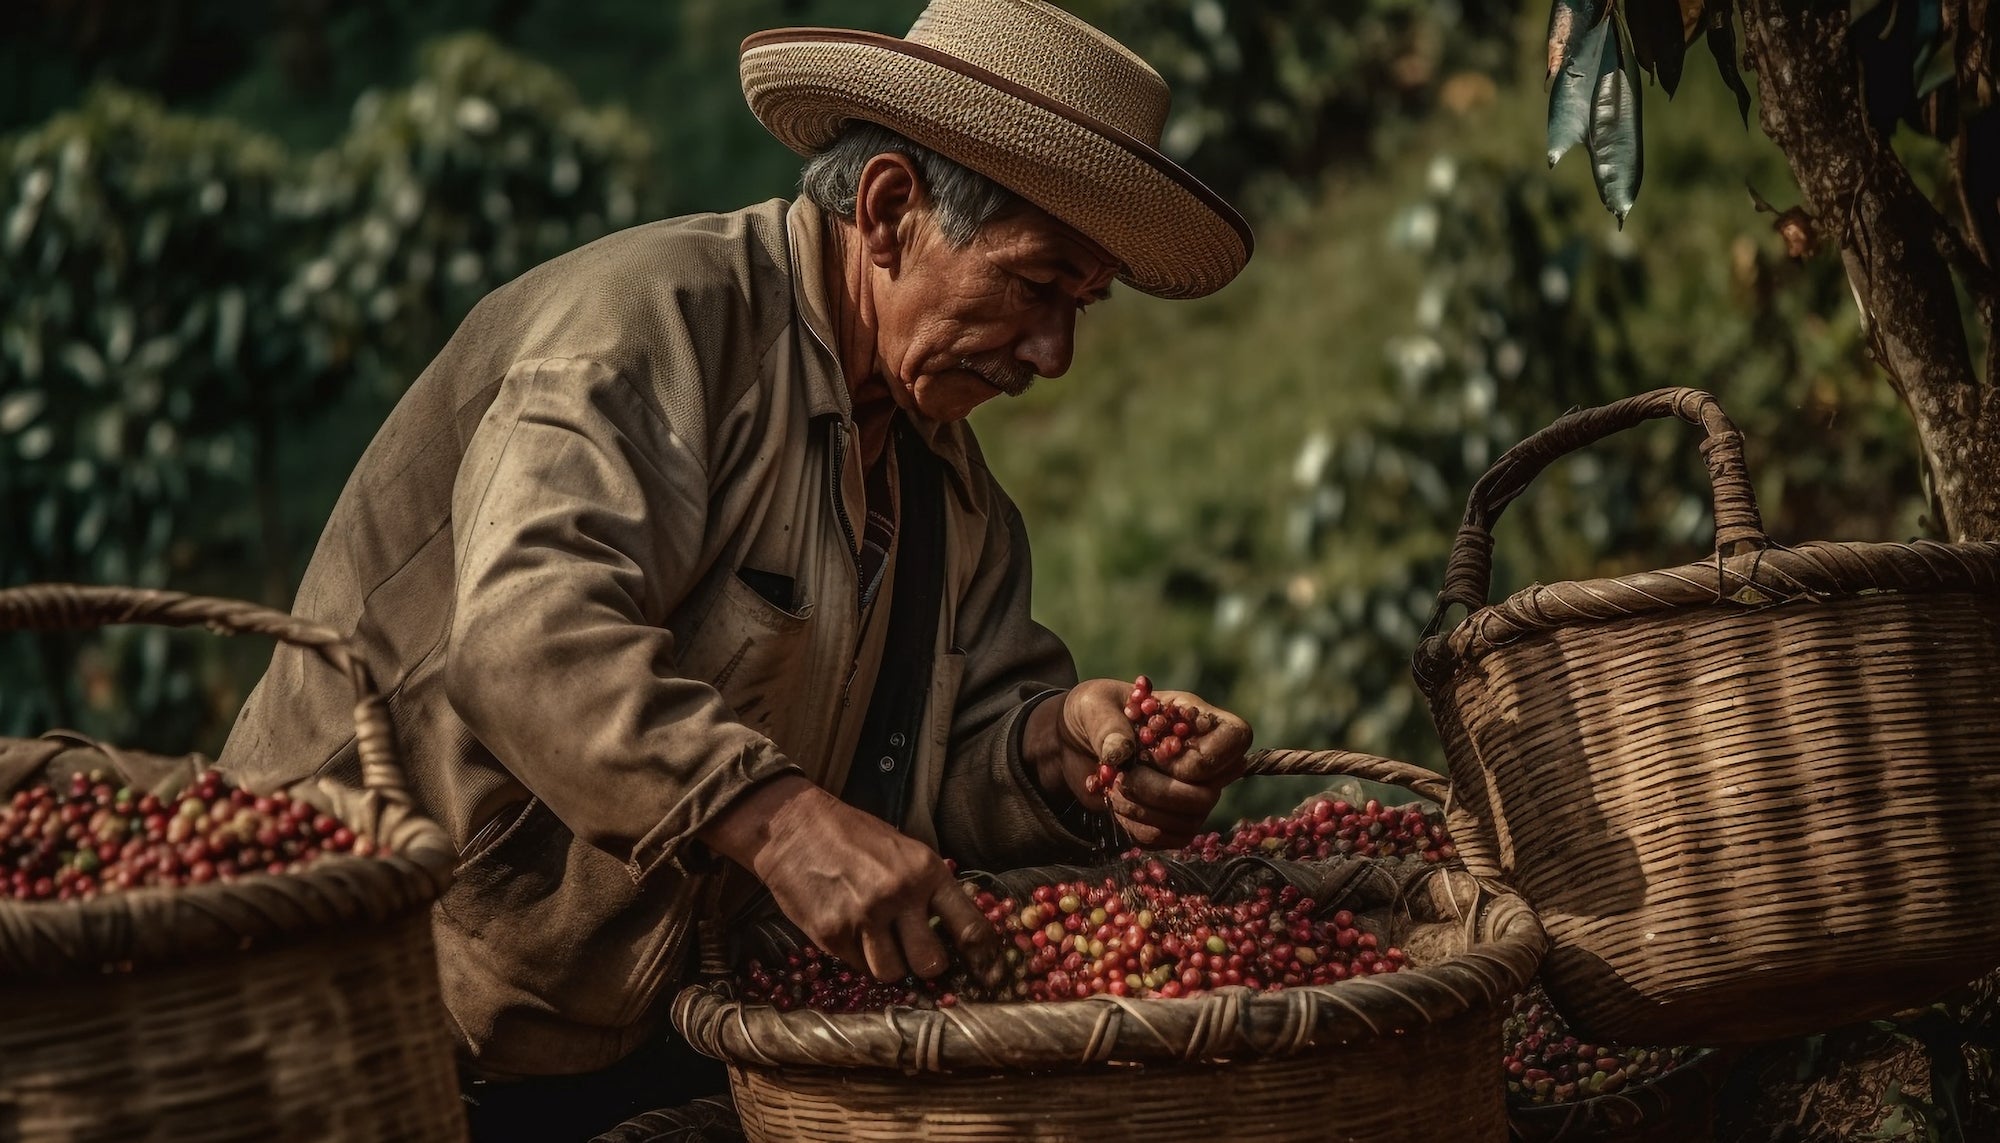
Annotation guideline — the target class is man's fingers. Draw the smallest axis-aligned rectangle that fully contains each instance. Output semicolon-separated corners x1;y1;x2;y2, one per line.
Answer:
894;912;951;981
1066;679;1138;768
1152;692;1251;782
820;934;868;976
859;925;909;983
1115;764;1215;819
1107;793;1207;849
931;881;1004;987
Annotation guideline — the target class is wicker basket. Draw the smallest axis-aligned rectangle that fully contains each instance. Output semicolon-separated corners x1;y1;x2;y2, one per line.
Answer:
0;585;464;1142
1507;1047;1728;1143
1411;387;2000;1046
673;749;1545;1143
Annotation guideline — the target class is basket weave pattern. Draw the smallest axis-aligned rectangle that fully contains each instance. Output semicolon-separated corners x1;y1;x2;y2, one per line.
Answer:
0;585;464;1142
726;1008;1496;1143
1414;389;2000;1045
675;750;1544;1143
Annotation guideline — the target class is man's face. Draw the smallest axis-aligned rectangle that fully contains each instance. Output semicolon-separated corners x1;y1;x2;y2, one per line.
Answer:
871;203;1119;423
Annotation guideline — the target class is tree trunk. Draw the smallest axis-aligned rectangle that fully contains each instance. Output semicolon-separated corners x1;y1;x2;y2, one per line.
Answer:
1739;0;2000;541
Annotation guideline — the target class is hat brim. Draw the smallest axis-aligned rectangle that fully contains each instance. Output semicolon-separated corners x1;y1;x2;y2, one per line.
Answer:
741;29;1251;300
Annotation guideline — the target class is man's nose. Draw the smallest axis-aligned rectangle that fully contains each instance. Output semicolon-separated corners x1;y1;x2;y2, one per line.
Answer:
1016;307;1076;379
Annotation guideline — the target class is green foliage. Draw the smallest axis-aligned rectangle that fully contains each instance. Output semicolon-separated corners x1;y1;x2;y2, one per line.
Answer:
1539;0;1993;220
979;22;1924;824
0;38;657;752
283;33;656;388
1098;0;1515;199
0;89;303;743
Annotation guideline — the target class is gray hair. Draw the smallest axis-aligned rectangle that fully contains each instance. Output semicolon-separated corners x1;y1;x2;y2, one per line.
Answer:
800;121;1018;248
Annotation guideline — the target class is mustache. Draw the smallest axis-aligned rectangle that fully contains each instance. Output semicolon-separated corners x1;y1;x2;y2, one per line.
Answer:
959;354;1035;397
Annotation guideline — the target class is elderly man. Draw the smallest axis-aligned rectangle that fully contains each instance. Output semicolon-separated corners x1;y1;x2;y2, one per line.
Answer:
221;0;1255;1137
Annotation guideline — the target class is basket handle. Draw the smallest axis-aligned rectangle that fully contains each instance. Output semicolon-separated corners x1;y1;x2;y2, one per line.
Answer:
1244;747;1449;804
1422;387;1767;640
0;584;410;803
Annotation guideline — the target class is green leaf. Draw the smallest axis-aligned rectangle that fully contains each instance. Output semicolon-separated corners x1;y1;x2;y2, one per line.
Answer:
1908;0;1946;92
1548;11;1614;165
1545;0;1609;86
1915;32;1957;98
1704;0;1752;125
1586;28;1644;224
1627;0;1689;95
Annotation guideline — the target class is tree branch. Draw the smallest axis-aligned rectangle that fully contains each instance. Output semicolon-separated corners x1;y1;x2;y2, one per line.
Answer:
1738;0;2000;539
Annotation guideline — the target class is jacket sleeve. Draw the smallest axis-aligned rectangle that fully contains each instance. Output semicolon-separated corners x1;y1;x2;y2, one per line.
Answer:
445;355;802;882
931;471;1102;870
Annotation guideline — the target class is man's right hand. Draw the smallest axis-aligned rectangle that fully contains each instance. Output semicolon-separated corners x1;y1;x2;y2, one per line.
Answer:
694;774;1002;987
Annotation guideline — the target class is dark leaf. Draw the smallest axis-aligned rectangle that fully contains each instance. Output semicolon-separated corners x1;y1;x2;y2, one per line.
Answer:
1705;0;1753;125
1959;110;2000;265
1908;0;1945;90
1628;0;1690;95
1678;0;1706;42
1587;28;1645;224
1549;11;1614;165
1854;0;1919;132
1917;30;1960;98
1546;0;1610;86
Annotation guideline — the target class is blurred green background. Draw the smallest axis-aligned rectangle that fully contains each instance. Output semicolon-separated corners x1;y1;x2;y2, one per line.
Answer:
0;0;1927;824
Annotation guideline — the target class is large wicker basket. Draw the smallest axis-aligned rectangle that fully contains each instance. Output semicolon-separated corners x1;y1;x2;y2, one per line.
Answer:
0;585;464;1142
1411;387;2000;1046
673;749;1546;1143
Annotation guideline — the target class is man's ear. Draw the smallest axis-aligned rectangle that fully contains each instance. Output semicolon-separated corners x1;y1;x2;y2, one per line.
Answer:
852;152;927;271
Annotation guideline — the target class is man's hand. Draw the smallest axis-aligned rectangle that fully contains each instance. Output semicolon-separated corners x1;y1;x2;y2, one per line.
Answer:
1025;679;1252;848
695;775;1002;986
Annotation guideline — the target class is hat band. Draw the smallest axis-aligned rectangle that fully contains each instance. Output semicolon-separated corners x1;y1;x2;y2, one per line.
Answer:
740;27;1252;255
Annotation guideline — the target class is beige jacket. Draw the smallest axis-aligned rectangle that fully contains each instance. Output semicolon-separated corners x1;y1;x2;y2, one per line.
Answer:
219;198;1095;1078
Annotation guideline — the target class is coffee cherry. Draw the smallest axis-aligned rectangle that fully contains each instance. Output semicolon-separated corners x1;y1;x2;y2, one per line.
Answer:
1502;984;1694;1106
737;865;1402;1013
0;770;382;901
1167;796;1458;865
1097;676;1215;798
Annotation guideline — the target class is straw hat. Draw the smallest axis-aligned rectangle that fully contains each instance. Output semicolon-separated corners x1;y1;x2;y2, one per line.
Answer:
740;0;1253;300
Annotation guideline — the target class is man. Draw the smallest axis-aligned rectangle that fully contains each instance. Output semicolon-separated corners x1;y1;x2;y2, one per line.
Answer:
220;0;1257;1137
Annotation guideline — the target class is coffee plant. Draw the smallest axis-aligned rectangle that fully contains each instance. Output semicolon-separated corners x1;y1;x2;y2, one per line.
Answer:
1218;136;1919;766
1093;0;1516;198
0;36;656;752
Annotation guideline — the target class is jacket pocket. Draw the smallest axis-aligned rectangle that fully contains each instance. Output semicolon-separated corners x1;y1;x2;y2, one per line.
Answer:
674;569;819;754
435;799;700;1073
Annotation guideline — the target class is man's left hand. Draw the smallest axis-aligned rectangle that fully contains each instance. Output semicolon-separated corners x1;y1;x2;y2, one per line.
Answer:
1025;679;1252;848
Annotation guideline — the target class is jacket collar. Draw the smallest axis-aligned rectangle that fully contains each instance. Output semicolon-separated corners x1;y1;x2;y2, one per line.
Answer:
784;198;976;489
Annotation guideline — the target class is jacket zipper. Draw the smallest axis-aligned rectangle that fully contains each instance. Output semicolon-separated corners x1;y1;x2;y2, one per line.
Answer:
827;418;860;570
824;418;866;762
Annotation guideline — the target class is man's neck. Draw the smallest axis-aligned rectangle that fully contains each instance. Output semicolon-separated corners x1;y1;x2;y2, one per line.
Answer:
821;216;897;471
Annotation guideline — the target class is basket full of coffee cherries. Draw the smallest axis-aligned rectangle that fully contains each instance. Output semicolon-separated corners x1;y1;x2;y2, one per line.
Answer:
0;584;463;1143
673;679;1547;1143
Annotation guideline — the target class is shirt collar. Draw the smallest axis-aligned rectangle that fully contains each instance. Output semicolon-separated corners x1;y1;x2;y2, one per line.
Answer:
784;197;975;488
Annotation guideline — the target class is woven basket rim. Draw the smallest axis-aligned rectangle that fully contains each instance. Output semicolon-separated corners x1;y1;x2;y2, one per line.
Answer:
673;866;1546;1073
1416;538;2000;690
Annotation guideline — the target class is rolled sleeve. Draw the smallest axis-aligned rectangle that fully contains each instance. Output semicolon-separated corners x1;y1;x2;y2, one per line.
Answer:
445;356;801;881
